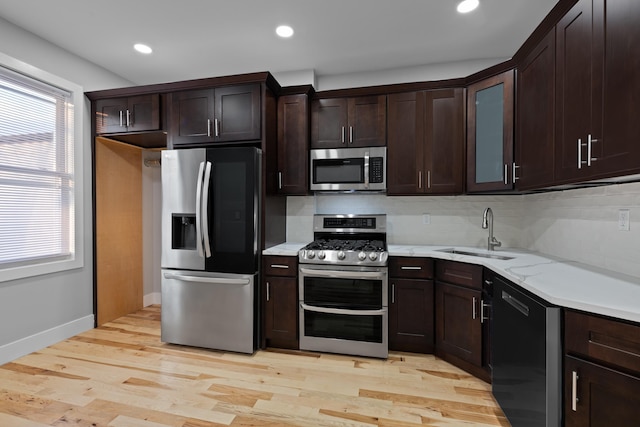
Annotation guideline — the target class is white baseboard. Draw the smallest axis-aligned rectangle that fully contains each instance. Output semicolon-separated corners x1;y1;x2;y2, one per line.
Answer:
0;314;95;365
144;292;161;306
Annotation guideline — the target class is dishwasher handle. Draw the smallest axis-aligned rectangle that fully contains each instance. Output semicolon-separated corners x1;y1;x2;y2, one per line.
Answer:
501;290;530;316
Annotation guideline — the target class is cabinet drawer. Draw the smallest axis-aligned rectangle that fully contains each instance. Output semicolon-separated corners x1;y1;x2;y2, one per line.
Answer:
565;310;640;376
389;257;434;279
263;256;297;277
435;260;483;290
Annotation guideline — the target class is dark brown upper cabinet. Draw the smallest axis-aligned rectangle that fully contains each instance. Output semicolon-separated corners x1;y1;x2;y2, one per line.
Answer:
95;94;160;134
168;84;261;147
515;30;556;191
311;95;386;148
387;89;464;195
466;70;515;193
555;0;640;184
277;91;310;195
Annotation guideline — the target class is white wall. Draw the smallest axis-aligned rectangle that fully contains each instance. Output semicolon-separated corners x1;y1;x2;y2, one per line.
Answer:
522;182;640;279
286;193;524;249
0;17;133;364
141;152;163;306
287;182;640;280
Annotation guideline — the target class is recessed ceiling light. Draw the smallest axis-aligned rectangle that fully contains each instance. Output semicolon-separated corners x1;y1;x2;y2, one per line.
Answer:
276;25;294;38
457;0;479;13
134;43;153;54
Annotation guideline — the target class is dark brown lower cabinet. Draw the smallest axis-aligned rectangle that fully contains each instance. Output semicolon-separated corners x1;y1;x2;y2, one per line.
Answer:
264;275;298;349
564;355;640;427
564;309;640;426
389;278;434;353
435;282;482;366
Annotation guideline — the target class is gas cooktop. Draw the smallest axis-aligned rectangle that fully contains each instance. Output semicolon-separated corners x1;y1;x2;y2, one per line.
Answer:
299;214;388;266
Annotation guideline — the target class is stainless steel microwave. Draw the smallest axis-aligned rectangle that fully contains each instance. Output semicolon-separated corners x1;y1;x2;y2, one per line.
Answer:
310;147;386;191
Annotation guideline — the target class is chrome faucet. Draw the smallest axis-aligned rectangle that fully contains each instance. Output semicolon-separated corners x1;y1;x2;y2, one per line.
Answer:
482;207;502;251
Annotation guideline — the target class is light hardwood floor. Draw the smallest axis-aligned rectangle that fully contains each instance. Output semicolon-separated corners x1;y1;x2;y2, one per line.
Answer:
0;306;509;426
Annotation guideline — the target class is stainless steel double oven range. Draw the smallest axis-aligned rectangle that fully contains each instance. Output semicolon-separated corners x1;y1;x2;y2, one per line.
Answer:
298;214;389;359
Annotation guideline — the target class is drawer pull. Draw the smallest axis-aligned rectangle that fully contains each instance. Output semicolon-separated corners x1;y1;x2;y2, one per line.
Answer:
270;264;289;269
400;266;422;270
572;370;579;411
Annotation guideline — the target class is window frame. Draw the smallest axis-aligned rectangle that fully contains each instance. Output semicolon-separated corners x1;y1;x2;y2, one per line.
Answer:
0;51;84;283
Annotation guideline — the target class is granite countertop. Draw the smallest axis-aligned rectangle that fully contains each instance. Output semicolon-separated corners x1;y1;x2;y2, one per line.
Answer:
263;243;640;324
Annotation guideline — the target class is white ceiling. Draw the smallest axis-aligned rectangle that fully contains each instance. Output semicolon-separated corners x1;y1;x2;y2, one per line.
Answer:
0;0;558;87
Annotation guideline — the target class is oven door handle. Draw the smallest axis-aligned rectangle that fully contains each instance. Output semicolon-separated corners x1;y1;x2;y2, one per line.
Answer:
300;303;387;317
299;267;386;280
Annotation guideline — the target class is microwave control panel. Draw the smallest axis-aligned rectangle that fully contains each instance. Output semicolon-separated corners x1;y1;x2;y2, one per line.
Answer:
370;157;384;183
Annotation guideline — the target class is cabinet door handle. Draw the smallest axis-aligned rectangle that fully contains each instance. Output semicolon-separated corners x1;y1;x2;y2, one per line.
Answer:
214;118;220;137
391;283;395;304
503;164;508;185
266;281;270;302
418;171;423;189
278;172;283;190
341;126;346;144
207;119;212;137
472;296;477;320
484;279;493;286
119;110;124;127
512;162;519;182
349;126;353;144
587;134;598;166
578;138;583;169
427;170;431;189
572;370;579;411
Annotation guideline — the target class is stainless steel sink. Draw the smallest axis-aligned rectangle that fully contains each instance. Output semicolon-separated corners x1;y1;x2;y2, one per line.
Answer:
436;248;515;261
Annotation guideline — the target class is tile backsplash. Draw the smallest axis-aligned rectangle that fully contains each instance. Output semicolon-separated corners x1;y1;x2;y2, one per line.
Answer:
286;182;640;279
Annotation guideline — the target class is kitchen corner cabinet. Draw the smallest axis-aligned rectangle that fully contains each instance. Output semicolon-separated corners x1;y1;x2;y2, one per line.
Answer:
466;70;515;193
515;30;556;190
555;0;640;184
276;91;310;195
435;260;489;382
310;95;386;148
95;94;160;134
564;310;640;426
262;255;299;350
387;89;464;195
388;257;435;353
169;84;261;147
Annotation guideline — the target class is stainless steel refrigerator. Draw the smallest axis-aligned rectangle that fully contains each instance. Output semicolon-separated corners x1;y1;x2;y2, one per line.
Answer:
160;146;261;353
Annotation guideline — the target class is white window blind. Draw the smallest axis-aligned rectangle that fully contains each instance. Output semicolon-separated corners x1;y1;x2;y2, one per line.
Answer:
0;65;75;269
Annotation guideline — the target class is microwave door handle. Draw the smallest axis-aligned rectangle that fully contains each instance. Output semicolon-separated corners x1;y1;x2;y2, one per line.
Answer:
195;161;205;258
201;161;212;258
364;151;370;189
300;303;387;317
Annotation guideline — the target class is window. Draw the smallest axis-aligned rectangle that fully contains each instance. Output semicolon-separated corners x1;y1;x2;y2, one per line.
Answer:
0;54;83;282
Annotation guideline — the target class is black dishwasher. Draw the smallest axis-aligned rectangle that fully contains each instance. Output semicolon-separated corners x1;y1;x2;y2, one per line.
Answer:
491;275;561;427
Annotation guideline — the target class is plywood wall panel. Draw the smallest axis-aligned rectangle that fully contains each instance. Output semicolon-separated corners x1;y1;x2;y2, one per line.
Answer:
96;137;143;325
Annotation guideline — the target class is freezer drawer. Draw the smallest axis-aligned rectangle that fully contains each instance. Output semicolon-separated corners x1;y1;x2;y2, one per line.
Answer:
161;269;256;354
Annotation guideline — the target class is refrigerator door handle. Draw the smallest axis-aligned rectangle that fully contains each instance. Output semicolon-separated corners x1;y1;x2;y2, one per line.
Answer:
195;161;206;257
163;272;251;286
201;161;212;258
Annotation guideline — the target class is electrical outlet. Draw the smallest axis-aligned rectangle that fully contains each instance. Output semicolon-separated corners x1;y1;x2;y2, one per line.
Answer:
618;209;630;231
422;213;431;225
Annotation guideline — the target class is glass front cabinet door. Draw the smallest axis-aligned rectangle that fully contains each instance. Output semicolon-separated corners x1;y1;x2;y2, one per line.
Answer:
466;70;515;192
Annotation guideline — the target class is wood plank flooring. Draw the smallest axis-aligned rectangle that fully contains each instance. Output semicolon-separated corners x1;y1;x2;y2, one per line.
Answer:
0;306;509;426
